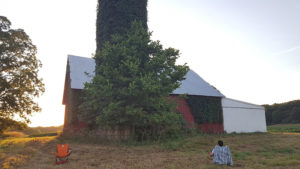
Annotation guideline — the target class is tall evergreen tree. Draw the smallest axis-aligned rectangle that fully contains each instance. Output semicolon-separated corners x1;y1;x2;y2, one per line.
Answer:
82;22;189;140
96;0;148;52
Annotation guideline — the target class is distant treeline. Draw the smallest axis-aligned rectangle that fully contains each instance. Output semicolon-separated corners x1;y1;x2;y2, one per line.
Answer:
20;126;63;135
264;100;300;125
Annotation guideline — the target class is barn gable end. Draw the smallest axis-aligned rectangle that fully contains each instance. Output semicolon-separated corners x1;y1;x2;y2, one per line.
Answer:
222;98;267;133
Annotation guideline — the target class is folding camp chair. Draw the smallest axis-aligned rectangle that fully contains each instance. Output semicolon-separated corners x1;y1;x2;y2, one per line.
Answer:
52;144;72;165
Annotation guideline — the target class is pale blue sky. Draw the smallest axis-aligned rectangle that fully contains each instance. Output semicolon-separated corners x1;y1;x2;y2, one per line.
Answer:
1;0;299;126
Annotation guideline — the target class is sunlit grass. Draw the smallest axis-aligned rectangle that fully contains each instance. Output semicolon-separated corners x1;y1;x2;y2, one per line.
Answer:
1;131;27;138
0;135;56;169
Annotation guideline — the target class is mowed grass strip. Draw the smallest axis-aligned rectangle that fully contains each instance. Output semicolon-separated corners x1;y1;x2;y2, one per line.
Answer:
16;132;300;169
28;132;60;138
268;123;300;133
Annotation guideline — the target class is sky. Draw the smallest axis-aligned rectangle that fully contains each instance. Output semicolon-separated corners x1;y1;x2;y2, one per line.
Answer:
1;0;299;127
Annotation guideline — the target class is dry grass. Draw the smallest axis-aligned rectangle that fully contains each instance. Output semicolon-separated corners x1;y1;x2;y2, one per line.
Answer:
0;136;56;169
13;132;300;169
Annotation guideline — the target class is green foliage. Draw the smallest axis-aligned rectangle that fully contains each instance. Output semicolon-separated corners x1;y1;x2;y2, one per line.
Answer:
264;100;300;125
186;95;222;124
0;118;27;134
96;0;148;51
21;125;63;135
0;16;44;133
82;21;189;140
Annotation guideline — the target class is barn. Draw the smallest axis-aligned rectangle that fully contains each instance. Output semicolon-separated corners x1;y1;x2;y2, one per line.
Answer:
222;98;267;133
62;55;267;133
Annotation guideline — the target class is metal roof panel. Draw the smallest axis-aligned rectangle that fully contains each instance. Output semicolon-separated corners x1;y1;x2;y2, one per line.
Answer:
68;55;95;89
67;55;224;97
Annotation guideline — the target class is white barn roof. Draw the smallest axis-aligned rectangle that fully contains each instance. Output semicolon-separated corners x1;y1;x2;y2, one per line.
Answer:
172;70;224;97
69;55;95;89
67;55;224;97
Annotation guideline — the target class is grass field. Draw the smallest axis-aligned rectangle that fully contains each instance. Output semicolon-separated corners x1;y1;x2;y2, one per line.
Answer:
268;123;300;133
0;132;56;169
1;124;300;169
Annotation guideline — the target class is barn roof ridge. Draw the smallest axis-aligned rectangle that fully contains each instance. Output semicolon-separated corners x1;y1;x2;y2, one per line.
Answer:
222;98;264;109
67;55;225;97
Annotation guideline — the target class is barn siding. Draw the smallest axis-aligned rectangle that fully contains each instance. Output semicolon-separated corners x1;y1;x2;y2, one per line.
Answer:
222;98;267;133
63;62;87;133
201;123;224;133
171;95;224;133
64;92;225;133
174;97;195;127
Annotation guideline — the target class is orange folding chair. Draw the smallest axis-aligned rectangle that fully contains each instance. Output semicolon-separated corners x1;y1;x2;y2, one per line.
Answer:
52;144;72;165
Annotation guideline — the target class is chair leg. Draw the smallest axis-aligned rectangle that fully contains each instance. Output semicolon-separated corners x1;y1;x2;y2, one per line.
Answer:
56;157;68;165
55;150;71;165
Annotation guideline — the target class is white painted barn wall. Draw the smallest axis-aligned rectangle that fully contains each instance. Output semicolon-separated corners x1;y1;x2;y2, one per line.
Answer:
222;98;267;133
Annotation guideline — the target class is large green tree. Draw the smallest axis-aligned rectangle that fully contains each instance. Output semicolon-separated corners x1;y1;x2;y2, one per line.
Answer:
82;22;189;140
96;0;148;52
0;16;44;133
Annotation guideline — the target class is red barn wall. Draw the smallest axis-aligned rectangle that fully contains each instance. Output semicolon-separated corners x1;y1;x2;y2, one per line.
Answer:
201;123;224;134
64;92;224;134
172;95;224;133
172;96;195;127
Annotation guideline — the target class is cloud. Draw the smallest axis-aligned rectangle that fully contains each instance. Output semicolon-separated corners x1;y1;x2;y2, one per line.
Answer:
273;46;300;56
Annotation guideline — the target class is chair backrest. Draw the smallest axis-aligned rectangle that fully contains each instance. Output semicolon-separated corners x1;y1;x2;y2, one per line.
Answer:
57;144;69;157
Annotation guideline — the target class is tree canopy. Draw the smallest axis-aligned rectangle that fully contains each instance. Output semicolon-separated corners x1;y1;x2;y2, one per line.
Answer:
96;0;148;51
264;100;300;125
82;21;189;140
0;16;44;133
